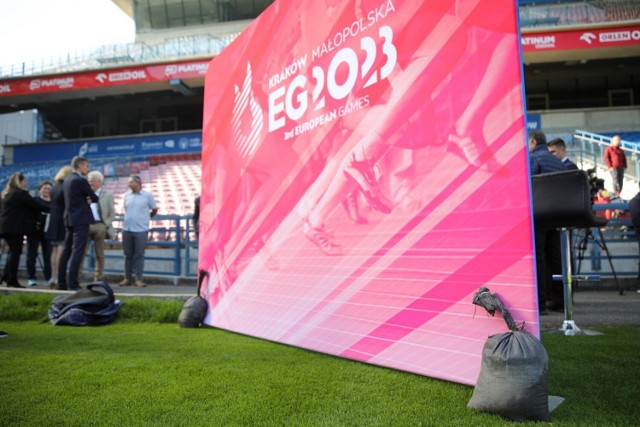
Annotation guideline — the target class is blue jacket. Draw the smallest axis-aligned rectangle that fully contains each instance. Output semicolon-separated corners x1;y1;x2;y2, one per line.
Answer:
63;172;98;227
529;144;565;175
563;158;579;170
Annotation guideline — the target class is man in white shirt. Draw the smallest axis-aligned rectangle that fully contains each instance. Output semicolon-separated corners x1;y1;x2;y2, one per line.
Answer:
119;175;158;287
84;171;115;282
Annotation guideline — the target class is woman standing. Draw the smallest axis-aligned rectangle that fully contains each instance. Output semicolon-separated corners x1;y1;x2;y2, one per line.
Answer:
25;181;53;286
45;165;72;289
0;173;49;288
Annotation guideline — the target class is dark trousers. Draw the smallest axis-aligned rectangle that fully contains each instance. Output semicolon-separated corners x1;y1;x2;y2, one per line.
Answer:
58;224;89;290
123;230;148;281
610;168;624;193
26;232;52;281
534;227;562;309
636;231;640;280
2;234;25;286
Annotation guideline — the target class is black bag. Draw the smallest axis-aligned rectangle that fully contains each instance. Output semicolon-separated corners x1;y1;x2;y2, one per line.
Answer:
467;287;550;422
48;281;122;326
178;270;208;328
178;296;208;328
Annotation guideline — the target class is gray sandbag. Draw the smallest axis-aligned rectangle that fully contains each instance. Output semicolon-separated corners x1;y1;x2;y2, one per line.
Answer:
178;295;208;328
468;287;549;422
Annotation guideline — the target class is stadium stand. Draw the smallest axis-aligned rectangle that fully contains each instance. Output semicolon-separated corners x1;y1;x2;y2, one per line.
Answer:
0;7;637;202
0;0;639;280
518;0;640;26
601;0;640;21
1;151;200;222
102;153;201;218
602;131;640;145
519;1;607;26
1;0;639;211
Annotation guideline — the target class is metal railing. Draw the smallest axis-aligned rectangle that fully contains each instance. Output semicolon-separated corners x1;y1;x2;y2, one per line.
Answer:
83;214;200;283
2;203;638;287
0;33;238;80
0;214;200;285
519;0;639;28
574;202;638;279
79;202;640;282
573;130;640;183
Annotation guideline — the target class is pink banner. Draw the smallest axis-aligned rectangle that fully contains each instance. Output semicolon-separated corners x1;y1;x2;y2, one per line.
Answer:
199;0;536;385
0;60;210;96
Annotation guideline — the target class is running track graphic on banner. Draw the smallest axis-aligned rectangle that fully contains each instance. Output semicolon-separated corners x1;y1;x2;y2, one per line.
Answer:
199;0;536;385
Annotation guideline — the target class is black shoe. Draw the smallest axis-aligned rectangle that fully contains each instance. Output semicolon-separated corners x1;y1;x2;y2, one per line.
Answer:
0;331;8;338
343;153;392;214
7;282;24;288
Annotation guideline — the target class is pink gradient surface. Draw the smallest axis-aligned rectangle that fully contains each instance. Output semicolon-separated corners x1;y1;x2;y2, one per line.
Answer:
199;0;536;385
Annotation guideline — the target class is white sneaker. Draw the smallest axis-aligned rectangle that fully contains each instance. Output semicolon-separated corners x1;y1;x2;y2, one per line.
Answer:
28;279;37;287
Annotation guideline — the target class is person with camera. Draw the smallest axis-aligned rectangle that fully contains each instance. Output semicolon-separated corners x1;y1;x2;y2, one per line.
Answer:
604;135;627;195
529;130;567;314
627;183;640;294
585;168;605;199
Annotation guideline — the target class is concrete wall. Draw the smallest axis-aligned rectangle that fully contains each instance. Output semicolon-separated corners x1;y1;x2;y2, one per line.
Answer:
0;109;42;165
536;106;640;135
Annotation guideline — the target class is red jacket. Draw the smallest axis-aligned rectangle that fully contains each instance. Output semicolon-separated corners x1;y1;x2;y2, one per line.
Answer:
604;146;627;169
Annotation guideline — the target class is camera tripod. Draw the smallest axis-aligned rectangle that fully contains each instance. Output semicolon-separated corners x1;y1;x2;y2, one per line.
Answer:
573;226;623;295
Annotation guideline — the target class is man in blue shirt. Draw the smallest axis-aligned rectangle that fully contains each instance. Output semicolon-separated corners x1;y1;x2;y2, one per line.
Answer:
529;130;566;314
119;175;158;287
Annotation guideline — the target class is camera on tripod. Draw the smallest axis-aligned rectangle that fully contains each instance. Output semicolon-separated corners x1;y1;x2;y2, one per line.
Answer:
586;168;605;199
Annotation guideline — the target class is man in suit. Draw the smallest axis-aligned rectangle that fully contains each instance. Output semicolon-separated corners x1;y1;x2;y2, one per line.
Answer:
83;170;115;282
548;138;579;170
57;156;98;290
529;130;566;314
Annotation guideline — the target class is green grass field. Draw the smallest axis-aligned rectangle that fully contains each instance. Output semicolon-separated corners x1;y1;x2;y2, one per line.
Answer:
1;294;639;426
